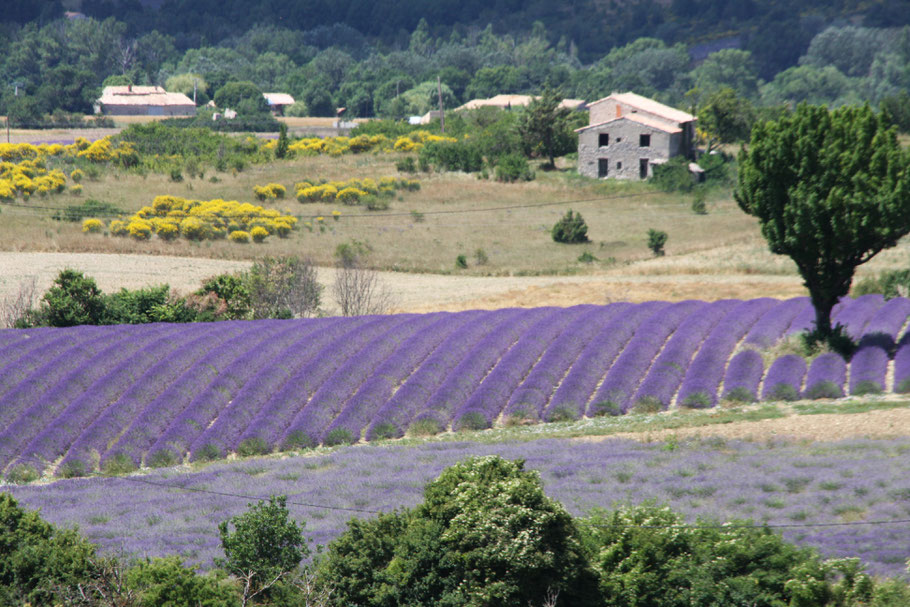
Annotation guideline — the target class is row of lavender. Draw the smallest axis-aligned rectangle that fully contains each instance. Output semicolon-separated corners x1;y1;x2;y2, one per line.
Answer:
0;295;907;476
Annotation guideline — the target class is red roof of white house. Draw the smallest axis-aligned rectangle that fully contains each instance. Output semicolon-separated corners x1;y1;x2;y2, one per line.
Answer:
589;92;695;125
264;93;296;106
575;113;683;134
98;86;195;107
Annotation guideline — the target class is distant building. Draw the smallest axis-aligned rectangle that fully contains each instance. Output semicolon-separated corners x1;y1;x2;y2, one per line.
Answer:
455;94;587;112
263;93;295;116
95;85;196;116
575;92;696;180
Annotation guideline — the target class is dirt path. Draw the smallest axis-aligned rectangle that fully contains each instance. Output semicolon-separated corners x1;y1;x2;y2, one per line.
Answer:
0;252;807;314
602;407;910;443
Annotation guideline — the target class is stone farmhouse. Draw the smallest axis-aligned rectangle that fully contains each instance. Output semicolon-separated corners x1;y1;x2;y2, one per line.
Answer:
576;92;696;180
95;85;196;116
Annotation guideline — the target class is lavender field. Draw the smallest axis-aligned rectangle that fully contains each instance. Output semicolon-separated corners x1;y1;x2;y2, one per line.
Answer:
1;295;909;478
8;435;910;578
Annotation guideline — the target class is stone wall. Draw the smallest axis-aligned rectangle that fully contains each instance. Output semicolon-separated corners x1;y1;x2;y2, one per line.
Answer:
577;118;678;180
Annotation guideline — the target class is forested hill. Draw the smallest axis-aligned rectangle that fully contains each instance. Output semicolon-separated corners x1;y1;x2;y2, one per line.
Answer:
2;0;909;125
15;0;910;64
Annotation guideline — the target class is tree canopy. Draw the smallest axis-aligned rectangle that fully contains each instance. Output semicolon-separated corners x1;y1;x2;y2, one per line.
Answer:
735;103;910;343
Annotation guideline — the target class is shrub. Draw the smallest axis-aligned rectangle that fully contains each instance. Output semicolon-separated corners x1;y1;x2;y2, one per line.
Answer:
396;156;417;172
53;198;123;222
680;392;712;409
70;168;84;183
81;218;104;233
803;380;842;400
408;415;444;436
578;250;597;263
69;184;83;195
590;401;622;417
552;209;589;243
58;459;87;478
280;430;315;451
101;453;137;475
647;228;668;256
455;254;468;269
494;153;534;182
766;383;799;401
237;437;271;457
723;386;756;403
650;155;694;192
155;221;180;241
250;226;269;243
370;422;400;440
632;396;663;414
546;406;578;423
324;428;356;447
194;444;223;462
455;410;488;431
179;217;212;241
365;196;390;211
5;464;38;484
473;248;488;265
336;187;367;205
851;380;883;396
146;449;179;468
691;189;708;215
169;167;184;182
109;219;128;236
127;220;152;240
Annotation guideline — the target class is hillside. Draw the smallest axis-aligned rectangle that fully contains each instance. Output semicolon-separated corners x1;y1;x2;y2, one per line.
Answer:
1;294;908;480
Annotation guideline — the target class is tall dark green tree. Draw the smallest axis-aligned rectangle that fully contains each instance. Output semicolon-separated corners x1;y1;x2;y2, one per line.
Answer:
735;104;910;344
517;87;573;168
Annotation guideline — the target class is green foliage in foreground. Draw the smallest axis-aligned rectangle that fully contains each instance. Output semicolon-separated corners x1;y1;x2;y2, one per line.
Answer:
551;209;589;244
3;456;910;607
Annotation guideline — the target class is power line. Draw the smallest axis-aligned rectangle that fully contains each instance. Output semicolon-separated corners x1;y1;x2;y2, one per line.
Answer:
0;191;650;222
3;447;910;530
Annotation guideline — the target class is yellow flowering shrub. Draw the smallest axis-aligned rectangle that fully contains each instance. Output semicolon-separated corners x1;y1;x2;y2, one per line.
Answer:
69;184;83;195
0;180;15;200
77;139;113;162
110;195;297;244
320;185;338;201
229;230;250;243
250;226;269;243
253;183;286;200
109;219;128;236
127;220;152;240
82;218;104;233
336;187;366;205
70;169;84;183
296;186;323;203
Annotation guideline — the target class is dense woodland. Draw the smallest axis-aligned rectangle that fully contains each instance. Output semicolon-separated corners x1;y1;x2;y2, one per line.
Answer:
1;0;910;127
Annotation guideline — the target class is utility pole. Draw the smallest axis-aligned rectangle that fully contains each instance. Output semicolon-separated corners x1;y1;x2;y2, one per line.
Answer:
193;78;197;105
437;75;445;135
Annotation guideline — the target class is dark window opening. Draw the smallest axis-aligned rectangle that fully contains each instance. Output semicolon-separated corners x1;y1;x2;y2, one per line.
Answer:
640;134;650;147
616;137;622;143
598;133;609;147
598;158;609;178
616;161;622;170
640;158;649;179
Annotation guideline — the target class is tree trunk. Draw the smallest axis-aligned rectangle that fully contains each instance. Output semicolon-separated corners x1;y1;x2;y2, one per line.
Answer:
812;296;835;339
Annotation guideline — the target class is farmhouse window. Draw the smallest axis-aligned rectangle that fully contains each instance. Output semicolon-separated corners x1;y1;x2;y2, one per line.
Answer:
599;133;609;147
640;158;649;179
616;161;622;170
640;134;650;147
616;137;622;143
598;158;609;177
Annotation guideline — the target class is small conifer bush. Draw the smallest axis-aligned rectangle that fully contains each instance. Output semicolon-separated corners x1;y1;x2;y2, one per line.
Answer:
551;210;589;243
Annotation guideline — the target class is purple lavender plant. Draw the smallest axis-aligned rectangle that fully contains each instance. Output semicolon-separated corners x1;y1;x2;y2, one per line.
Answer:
721;350;764;402
631;300;738;409
743;298;808;348
500;306;624;422
546;301;667;420
802;353;847;399
848;347;888;395
591;300;707;413
857;297;910;350
361;309;521;440
761;354;808;401
675;298;776;408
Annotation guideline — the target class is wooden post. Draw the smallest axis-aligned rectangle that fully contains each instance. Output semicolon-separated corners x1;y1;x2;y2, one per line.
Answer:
437;75;445;135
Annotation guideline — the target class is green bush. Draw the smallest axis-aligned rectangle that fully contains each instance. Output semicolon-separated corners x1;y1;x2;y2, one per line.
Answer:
647;228;668;256
280;430;315;451
803;380;842;400
632;396;662;414
455;410;488;431
146;449;179;468
455;254;468;269
850;380;883;396
237;437;271;457
723;386;756;403
494;153;534;182
680;391;712;409
418;140;483;173
765;383;799;401
590;400;621;417
552;209;589;244
194;443;223;462
100;453;137;475
546;406;578;422
408;416;443;436
324;428;357;447
650;156;694;192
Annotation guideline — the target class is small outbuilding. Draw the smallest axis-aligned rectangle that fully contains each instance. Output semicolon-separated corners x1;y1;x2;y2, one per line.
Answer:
263;93;296;116
95;85;196;116
576;92;696;180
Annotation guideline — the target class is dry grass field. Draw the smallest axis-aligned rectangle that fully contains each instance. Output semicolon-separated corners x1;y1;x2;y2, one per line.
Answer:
3;131;910;311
